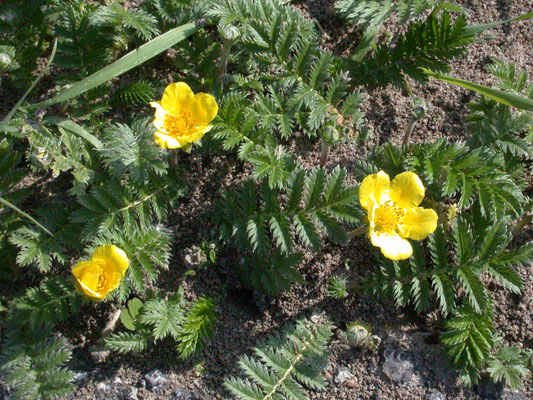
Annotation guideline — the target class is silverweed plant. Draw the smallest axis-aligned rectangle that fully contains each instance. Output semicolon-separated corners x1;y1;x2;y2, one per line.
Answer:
0;0;532;399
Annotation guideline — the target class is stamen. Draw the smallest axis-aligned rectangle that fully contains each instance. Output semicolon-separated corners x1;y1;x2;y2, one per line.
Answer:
163;110;195;138
373;200;405;234
96;272;107;291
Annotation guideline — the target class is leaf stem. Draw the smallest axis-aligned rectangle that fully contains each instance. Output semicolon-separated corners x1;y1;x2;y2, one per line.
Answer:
347;225;367;237
0;196;52;236
101;308;122;340
401;116;417;146
212;37;235;93
170;149;179;172
319;141;331;167
513;213;532;237
262;325;318;400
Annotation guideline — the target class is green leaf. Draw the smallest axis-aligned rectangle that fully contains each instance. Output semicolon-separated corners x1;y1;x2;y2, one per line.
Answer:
441;306;495;385
456;268;488;313
31;22;197;108
487;346;532;390
120;309;136;331
327;276;348;298
176;296;216;359
423;69;533;111
0;327;74;399
105;331;150;354
463;12;533;36
0;197;52;236
139;298;183;340
223;315;332;400
11;277;80;328
120;298;144;330
57;120;103;149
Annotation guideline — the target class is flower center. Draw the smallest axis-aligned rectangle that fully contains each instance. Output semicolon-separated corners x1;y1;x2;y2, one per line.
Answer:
96;272;108;292
373;201;404;234
163;110;195;138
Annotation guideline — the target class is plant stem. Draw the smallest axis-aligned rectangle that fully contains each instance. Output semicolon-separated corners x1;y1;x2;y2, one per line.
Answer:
319;141;331;167
513;213;532;237
101;308;122;340
0;196;52;236
212;38;234;93
402;76;413;97
401;116;416;146
170;149;179;171
347;225;367;238
89;307;122;363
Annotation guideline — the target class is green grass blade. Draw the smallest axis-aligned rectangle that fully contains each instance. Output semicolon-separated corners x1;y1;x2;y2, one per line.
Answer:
57;120;103;148
463;12;533;36
0;197;52;236
0;39;57;126
31;22;197;108
423;70;533;111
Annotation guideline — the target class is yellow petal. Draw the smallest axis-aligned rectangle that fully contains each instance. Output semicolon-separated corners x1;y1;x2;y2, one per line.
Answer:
105;271;125;292
71;260;95;279
371;232;413;260
160;82;194;112
154;131;181;148
72;262;104;298
150;101;166;121
359;171;390;211
390;171;425;209
92;244;129;276
153;119;165;131
176;125;211;147
190;93;218;126
76;279;105;300
401;207;438;240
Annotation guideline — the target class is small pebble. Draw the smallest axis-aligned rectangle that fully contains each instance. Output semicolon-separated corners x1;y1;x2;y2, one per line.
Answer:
335;367;355;385
72;370;90;384
382;349;417;386
89;345;111;363
345;376;359;388
170;389;196;400
143;369;170;393
427;390;446;400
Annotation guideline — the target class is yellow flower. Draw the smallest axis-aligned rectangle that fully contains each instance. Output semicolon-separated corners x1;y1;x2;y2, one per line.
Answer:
359;170;438;260
72;245;129;301
150;82;218;149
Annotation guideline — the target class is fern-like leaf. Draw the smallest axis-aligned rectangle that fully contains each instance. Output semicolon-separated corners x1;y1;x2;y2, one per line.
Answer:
138;297;184;340
105;331;150;354
441;306;495;385
176;296;216;359
224;315;333;400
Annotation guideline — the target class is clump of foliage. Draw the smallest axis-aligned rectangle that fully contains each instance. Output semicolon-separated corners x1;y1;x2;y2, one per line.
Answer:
354;60;532;385
216;167;359;294
106;287;216;359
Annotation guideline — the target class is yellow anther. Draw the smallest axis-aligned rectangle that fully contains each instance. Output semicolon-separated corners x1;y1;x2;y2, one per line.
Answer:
374;201;405;234
96;273;107;291
163;110;195;138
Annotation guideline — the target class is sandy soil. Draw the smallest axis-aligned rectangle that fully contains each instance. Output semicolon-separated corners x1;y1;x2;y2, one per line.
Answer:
1;1;532;399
